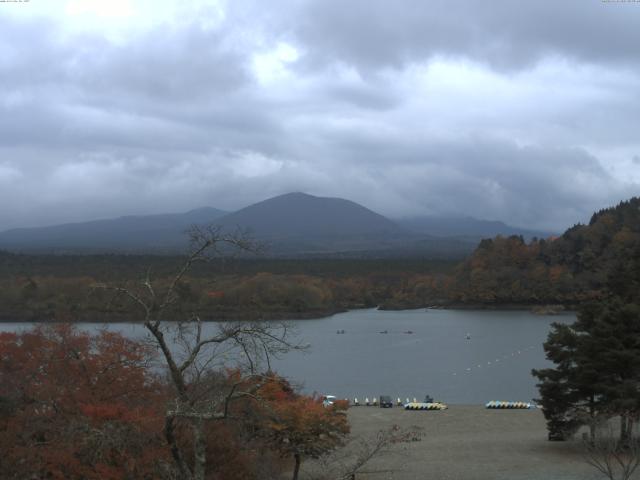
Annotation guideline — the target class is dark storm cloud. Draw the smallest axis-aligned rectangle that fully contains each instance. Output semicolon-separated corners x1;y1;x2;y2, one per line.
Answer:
0;14;257;150
0;1;638;232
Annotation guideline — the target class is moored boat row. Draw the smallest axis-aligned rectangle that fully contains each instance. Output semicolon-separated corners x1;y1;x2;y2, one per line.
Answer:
485;400;533;409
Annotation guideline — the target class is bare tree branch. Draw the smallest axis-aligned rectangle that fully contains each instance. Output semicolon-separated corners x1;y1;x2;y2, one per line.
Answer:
583;420;640;480
92;225;298;480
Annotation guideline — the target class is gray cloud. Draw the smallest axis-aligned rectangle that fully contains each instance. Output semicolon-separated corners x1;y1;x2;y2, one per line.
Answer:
289;0;640;73
0;1;638;232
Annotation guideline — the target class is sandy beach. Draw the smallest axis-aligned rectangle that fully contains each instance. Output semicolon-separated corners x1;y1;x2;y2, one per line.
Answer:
333;406;603;480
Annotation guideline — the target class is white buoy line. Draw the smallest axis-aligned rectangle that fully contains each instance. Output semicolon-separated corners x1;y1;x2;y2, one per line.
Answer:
450;345;538;377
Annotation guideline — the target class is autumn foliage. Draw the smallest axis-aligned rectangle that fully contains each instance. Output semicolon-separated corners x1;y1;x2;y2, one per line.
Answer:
0;326;351;480
252;375;350;480
439;197;640;306
0;325;167;479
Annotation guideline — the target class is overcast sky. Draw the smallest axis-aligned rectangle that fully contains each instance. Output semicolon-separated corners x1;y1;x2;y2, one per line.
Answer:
1;0;639;231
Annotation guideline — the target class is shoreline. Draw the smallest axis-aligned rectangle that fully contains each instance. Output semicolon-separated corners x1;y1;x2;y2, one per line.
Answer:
0;307;349;324
0;303;575;324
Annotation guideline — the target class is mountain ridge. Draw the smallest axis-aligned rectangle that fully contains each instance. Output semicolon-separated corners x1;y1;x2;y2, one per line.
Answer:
0;193;551;256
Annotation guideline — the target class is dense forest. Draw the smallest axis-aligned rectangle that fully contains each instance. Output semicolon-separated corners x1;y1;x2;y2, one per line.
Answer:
1;197;638;321
0;254;455;322
445;197;640;307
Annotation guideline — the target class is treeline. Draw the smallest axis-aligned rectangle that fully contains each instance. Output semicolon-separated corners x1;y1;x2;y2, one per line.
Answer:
0;253;454;279
444;197;640;306
0;256;455;322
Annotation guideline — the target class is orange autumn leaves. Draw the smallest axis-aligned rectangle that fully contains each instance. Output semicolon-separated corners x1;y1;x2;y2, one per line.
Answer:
0;326;349;479
0;325;165;480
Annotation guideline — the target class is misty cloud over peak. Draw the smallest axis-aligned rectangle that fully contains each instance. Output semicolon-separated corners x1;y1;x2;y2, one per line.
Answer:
0;0;638;232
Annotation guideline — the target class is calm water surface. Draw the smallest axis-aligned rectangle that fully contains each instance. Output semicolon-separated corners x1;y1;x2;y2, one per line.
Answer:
0;308;574;404
271;308;575;404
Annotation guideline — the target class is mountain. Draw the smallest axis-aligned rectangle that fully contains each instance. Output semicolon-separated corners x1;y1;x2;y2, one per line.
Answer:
0;192;413;255
218;192;402;239
395;215;554;240
0;193;500;257
0;207;227;253
214;192;422;255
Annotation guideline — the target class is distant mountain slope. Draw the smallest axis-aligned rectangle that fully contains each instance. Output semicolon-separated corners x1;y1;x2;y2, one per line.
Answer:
0;193;501;258
396;216;554;240
211;192;434;256
217;192;403;239
0;207;227;252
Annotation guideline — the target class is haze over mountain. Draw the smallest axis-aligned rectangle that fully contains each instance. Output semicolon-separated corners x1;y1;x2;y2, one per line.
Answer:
0;207;227;253
396;216;554;240
0;193;552;256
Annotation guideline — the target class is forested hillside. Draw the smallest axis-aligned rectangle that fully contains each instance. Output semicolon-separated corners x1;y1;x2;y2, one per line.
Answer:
445;198;640;306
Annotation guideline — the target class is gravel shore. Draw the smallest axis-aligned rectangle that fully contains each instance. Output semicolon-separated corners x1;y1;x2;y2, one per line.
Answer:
340;405;602;480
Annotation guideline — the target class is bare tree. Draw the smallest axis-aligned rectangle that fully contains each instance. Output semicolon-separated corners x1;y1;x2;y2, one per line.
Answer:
94;226;300;480
583;420;640;480
305;425;424;480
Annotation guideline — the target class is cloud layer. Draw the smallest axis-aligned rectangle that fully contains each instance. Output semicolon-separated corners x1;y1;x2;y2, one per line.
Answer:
1;0;639;231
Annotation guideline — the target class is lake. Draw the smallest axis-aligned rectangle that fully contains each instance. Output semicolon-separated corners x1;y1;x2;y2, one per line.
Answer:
272;308;575;404
0;308;574;405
